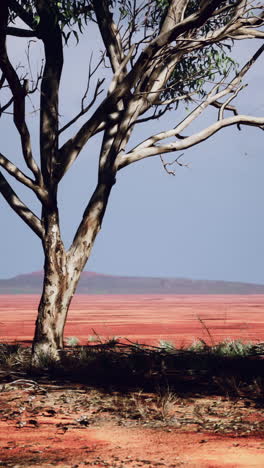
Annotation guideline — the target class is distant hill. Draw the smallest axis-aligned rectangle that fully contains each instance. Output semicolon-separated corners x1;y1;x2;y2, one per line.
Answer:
0;271;264;294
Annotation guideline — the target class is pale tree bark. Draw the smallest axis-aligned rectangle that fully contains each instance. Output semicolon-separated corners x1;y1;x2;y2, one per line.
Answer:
32;210;69;361
0;0;263;364
32;176;115;363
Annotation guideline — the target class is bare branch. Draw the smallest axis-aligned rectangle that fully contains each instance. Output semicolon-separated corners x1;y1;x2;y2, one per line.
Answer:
57;1;245;177
229;27;264;39
0;96;14;115
57;102;111;180
58;78;105;135
120;1;153;61
0;8;41;186
222;0;247;24
25;41;44;96
160;152;187;176
0;152;47;203
160;0;189;33
8;0;36;30
0;72;5;89
211;1;241;18
57;46;135;179
81;53;105;109
36;0;63;186
211;100;239;116
0;171;44;239
0;1;41;182
68;180;114;265
0;153;37;191
118;115;264;169
154;92;196;106
133;105;169;126
128;43;264;153
92;0;124;73
56;1;264;184
6;27;39;38
211;100;241;130
218;85;245;120
108;45;135;94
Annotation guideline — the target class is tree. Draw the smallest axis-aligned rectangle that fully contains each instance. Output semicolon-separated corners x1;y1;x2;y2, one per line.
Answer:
0;0;263;363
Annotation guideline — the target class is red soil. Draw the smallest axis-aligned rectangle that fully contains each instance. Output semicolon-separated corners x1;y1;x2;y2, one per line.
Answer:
0;294;264;346
1;385;264;468
1;419;264;467
1;295;264;467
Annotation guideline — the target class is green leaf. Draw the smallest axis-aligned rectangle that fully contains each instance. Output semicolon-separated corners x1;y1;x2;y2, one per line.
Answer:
33;14;40;26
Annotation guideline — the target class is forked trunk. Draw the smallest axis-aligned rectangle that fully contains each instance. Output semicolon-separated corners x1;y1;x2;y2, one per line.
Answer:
32;179;115;365
32;256;77;364
32;212;80;365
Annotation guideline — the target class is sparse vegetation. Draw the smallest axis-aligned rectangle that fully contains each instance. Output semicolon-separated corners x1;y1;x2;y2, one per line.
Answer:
0;338;264;401
212;339;254;357
65;336;80;347
0;342;30;369
87;334;121;346
1;377;264;467
1;371;264;439
87;334;102;344
1;335;264;468
155;389;180;421
188;339;207;352
158;340;175;352
188;338;254;357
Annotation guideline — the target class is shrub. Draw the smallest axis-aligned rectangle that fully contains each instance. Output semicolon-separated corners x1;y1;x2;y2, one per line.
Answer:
65;336;80;347
188;339;207;352
158;340;175;352
212;339;253;358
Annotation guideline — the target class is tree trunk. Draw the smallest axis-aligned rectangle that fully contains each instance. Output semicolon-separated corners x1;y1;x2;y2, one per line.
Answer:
31;180;114;365
32;211;80;364
32;257;77;365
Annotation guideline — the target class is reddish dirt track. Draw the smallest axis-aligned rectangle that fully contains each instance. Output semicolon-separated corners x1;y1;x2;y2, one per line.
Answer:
0;294;264;346
1;414;264;468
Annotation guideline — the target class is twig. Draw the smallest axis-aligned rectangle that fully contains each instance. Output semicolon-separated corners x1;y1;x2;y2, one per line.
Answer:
197;316;215;346
160;152;187;176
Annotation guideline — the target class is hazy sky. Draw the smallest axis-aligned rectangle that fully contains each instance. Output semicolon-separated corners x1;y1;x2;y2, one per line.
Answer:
1;21;263;283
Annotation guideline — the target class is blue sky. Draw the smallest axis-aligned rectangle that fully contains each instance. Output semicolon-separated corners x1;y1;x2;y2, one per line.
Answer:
1;23;263;283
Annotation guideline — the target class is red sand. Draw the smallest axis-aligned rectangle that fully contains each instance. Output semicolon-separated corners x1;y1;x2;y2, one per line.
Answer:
0;294;264;345
1;295;264;467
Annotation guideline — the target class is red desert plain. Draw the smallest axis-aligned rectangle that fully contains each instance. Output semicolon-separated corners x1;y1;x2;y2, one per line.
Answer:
0;294;264;345
1;295;264;468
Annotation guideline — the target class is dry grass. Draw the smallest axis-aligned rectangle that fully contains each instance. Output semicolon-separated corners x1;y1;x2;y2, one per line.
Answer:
0;339;264;401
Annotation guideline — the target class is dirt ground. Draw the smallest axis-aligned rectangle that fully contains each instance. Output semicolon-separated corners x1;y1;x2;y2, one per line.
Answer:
1;295;264;467
0;380;264;468
1;295;264;345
